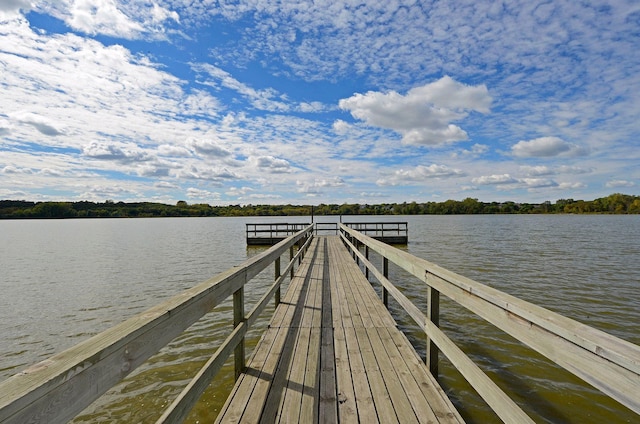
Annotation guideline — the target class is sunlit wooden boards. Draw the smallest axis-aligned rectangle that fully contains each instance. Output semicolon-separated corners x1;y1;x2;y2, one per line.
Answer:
216;236;464;423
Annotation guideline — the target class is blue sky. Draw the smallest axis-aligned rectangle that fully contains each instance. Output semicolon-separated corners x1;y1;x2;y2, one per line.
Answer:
1;1;639;205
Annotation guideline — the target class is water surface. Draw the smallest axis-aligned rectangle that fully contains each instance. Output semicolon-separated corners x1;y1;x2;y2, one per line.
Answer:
1;215;638;423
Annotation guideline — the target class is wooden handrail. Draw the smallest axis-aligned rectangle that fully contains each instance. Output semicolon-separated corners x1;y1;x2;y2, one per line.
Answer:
0;225;314;424
339;223;640;417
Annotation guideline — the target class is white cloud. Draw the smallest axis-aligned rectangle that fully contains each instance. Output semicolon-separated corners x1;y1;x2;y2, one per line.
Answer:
11;112;65;136
190;138;233;158
158;144;192;157
68;0;144;38
82;142;152;163
186;187;221;200
606;180;636;188
332;119;350;134
453;143;489;158
37;0;179;40
252;156;293;173
177;166;239;182
339;76;491;146
520;165;592;177
297;177;345;194
2;165;33;175
472;174;518;185
226;186;254;197
511;137;587;158
377;164;465;186
0;120;13;136
558;182;587;190
520;178;558;189
0;0;31;19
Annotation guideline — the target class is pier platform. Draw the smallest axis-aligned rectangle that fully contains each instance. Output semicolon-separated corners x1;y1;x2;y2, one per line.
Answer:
246;222;408;245
216;236;463;423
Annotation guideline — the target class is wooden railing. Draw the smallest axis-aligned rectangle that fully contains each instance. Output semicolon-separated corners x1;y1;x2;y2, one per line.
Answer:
343;221;407;240
0;225;315;424
246;223;310;244
339;223;640;422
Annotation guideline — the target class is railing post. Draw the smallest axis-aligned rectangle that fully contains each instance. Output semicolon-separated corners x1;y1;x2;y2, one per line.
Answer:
365;246;370;280
275;257;281;306
426;272;440;377
290;245;295;279
233;287;245;380
383;257;389;308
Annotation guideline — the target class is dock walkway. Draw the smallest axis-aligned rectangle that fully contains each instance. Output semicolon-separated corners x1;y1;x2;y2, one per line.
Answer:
216;236;463;423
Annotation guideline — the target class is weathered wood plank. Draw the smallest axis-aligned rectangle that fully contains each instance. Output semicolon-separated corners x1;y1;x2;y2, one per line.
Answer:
384;327;465;424
353;326;399;423
343;326;380;424
278;326;311;423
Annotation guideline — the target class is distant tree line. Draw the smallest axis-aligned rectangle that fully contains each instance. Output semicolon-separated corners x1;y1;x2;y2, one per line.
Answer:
1;193;639;219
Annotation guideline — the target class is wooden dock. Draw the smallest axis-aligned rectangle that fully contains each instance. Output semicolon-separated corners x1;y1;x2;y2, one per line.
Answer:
216;236;462;423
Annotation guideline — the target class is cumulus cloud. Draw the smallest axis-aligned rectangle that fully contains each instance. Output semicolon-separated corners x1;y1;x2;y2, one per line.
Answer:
606;180;635;188
472;174;518;185
158;144;192;157
558;182;587;190
82;142;152;163
377;164;465;186
472;173;570;191
190;138;233;157
186;187;221;200
0;120;12;136
297;177;345;194
11;112;65;136
332;119;350;134
520;178;558;189
39;0;179;40
511;137;587;158
339;76;491;146
520;165;592;176
253;156;292;173
177;165;239;182
453;143;489;158
226;186;254;197
2;165;33;174
0;0;31;19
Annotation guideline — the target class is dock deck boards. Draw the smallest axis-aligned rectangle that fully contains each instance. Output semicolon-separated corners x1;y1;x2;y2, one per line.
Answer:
216;236;464;423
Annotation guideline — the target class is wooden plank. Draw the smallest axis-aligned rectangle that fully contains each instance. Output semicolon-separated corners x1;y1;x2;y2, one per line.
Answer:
319;327;338;423
278;253;322;421
353;326;399;423
343;326;380;424
332;325;358;423
300;327;321;423
278;326;311;423
384;327;465;424
366;326;419;423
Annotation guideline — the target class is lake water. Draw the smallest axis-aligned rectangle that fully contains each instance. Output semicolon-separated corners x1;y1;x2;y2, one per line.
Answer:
0;215;638;423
